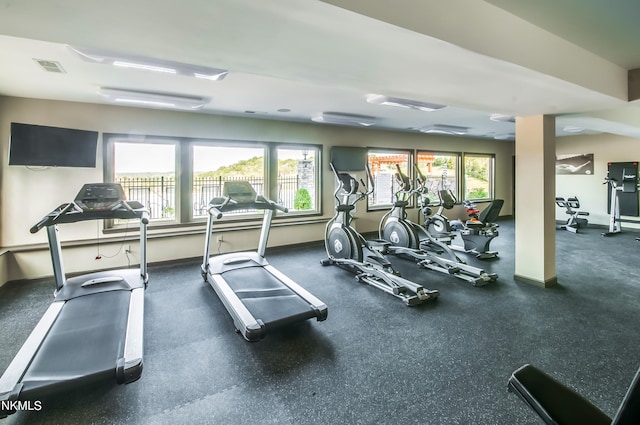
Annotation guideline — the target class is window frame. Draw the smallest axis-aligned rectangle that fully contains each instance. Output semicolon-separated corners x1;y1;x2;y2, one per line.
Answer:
462;152;495;201
274;144;322;215
104;135;181;225
416;150;461;202
103;133;322;230
190;141;269;222
366;148;413;211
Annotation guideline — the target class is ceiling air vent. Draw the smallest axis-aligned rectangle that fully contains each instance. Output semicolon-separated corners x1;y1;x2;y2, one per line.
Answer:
33;59;66;73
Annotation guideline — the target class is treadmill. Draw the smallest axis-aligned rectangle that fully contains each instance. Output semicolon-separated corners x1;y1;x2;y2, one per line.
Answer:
201;181;327;342
0;183;149;418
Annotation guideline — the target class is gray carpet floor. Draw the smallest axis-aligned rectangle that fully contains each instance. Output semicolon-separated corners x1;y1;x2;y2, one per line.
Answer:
1;220;639;424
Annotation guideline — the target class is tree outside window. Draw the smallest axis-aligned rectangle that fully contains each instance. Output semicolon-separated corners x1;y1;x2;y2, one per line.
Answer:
463;154;494;200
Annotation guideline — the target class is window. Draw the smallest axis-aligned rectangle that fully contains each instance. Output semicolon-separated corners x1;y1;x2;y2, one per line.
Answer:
105;134;321;228
276;147;319;213
192;145;265;218
113;141;177;221
367;150;411;209
463;153;494;200
416;151;460;201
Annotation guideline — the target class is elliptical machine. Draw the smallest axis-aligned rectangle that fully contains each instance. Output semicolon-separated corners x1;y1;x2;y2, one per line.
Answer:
379;164;497;286
321;162;439;306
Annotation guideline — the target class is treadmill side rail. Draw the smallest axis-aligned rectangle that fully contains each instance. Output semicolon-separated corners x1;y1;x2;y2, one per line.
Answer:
264;265;328;321
121;287;145;384
209;273;266;341
0;301;65;400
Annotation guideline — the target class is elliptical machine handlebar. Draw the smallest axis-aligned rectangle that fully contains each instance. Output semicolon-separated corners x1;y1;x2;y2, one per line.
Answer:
415;163;427;186
393;164;412;193
329;161;375;206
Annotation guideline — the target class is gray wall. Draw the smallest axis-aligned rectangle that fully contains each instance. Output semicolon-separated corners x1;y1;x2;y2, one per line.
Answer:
0;96;515;284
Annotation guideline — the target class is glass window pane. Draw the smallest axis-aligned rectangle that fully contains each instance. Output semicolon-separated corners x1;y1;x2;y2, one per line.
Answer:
114;142;176;221
416;151;459;200
192;145;265;217
367;151;410;208
277;147;318;212
463;154;493;200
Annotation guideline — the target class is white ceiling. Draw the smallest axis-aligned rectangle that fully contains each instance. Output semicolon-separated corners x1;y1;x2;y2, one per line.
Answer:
0;0;639;141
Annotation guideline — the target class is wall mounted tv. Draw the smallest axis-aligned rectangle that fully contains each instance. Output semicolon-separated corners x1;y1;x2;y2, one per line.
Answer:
8;122;99;168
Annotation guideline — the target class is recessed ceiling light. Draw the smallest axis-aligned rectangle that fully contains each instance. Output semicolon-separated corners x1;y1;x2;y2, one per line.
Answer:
277;108;291;113
98;88;208;110
420;124;469;135
70;46;228;81
367;94;446;112
312;112;377;127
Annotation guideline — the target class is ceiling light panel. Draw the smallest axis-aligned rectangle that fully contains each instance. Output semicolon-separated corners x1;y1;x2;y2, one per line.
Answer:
69;46;228;80
489;113;516;122
312;112;377;127
562;125;584;133
420;124;470;135
367;94;447;112
98;88;209;110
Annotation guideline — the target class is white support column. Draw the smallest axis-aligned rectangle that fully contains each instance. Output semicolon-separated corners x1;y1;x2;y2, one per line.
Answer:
514;115;557;287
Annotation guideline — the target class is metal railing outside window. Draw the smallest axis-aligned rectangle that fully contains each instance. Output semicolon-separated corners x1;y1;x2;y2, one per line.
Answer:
116;175;303;220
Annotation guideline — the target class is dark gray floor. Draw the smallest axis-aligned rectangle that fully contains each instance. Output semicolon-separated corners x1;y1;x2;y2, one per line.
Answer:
1;220;639;424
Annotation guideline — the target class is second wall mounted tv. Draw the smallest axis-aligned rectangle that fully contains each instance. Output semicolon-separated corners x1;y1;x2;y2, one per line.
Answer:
8;122;99;168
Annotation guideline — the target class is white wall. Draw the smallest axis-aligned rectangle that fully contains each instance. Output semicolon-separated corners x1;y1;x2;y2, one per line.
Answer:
0;95;515;284
556;133;640;229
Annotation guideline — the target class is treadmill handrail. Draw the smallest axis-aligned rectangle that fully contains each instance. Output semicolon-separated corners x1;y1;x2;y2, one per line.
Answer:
30;202;79;233
30;200;149;231
207;195;288;214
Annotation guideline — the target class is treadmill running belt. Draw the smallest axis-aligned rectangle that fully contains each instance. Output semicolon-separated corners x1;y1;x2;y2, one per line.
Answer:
19;290;130;397
221;266;319;328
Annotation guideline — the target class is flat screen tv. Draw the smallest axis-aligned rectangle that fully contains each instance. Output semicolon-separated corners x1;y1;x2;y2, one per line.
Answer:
8;122;98;168
330;146;367;172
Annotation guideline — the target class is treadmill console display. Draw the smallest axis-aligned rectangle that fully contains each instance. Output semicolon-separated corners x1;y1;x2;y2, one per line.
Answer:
223;181;257;203
75;183;125;211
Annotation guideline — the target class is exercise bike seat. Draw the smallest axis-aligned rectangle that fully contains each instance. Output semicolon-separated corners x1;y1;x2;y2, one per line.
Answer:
465;219;485;228
567;197;590;216
508;364;640;425
478;199;503;225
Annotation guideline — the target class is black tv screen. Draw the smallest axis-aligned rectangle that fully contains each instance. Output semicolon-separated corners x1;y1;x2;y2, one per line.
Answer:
330;146;367;172
9;122;98;168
